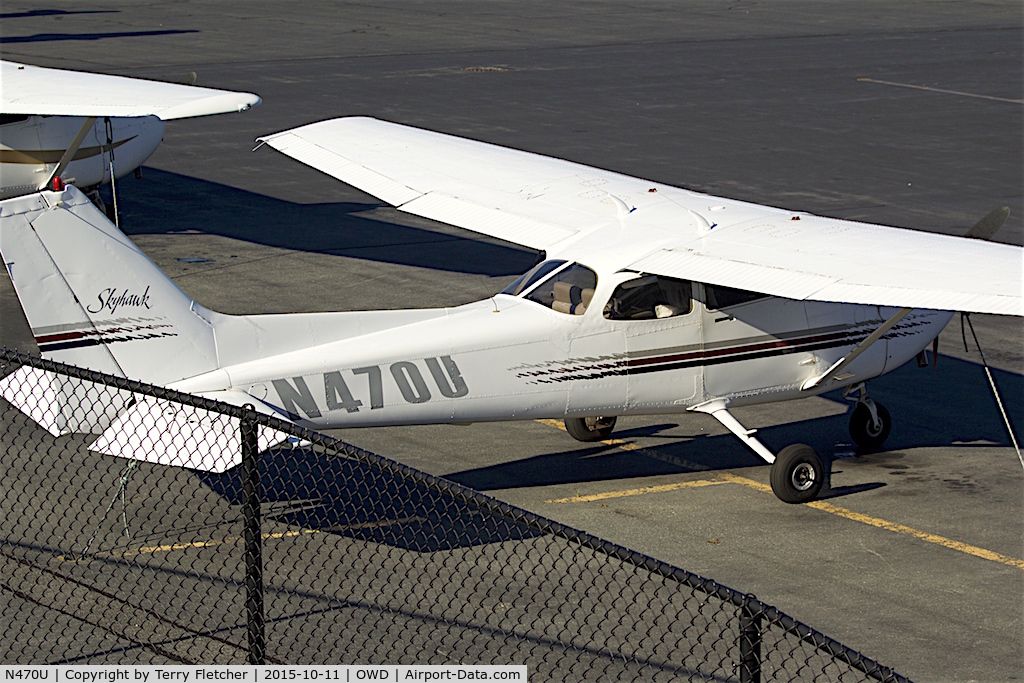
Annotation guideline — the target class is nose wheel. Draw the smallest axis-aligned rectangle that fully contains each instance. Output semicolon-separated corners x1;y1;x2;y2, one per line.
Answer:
849;401;891;451
843;383;892;451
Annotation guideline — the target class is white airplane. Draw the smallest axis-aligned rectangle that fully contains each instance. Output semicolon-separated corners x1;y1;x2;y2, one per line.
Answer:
0;117;1020;503
0;60;260;201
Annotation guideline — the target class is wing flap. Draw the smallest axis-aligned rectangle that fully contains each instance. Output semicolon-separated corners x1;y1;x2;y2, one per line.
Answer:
400;192;577;250
635;248;834;301
632;215;1023;315
260;130;422;206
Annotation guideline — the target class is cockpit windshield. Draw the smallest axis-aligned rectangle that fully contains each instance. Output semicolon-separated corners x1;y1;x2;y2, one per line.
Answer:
502;260;598;316
501;260;567;296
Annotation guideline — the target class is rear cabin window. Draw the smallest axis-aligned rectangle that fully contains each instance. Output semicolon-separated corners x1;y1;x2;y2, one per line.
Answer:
524;263;598;315
604;275;692;320
703;284;768;310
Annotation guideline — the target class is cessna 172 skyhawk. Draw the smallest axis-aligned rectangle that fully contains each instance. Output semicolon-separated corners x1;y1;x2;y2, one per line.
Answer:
0;60;260;200
0;117;1019;503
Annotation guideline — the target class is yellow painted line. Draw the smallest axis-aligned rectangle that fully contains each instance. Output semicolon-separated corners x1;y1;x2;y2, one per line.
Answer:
321;516;427;533
718;472;1024;571
537;418;718;503
715;472;774;494
858;77;1024;104
131;538;237;555
534;420;1024;570
535;418;709;469
546;479;727;504
68;517;425;561
537;419;651;453
123;529;319;557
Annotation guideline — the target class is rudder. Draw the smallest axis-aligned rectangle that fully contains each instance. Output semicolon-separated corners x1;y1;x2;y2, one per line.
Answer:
0;186;219;385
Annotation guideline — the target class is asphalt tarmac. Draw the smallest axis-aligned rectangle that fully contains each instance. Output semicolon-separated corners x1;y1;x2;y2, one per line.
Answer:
1;2;1022;680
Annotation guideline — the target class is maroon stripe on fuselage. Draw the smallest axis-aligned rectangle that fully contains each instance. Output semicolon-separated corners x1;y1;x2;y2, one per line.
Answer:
625;329;863;369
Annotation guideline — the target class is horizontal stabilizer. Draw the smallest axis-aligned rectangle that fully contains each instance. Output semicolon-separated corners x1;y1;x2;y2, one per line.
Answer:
0;366;133;435
90;391;291;473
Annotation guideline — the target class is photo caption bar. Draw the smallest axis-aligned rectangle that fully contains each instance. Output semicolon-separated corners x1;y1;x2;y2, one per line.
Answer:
0;667;527;683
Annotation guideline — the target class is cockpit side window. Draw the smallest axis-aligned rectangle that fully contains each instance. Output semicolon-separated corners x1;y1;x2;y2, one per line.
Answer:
525;263;598;315
704;284;768;310
501;259;567;297
604;274;692;320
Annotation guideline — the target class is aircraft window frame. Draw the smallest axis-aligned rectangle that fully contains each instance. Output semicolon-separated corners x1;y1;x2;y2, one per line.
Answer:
521;263;598;316
501;259;568;297
703;284;769;310
603;274;693;321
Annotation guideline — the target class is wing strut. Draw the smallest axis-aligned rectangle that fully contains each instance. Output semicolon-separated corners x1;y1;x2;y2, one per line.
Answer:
801;307;913;391
39;116;98;191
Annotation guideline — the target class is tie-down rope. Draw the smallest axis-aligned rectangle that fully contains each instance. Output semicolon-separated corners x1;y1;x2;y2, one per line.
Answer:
962;313;1023;473
104;116;120;229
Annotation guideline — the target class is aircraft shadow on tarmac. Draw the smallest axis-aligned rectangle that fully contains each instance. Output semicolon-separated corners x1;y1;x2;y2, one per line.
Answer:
197;450;544;553
0;9;120;20
0;30;198;44
114;168;538;279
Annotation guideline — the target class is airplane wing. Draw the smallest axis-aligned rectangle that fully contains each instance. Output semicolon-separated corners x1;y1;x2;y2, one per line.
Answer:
1;60;260;120
257;117;615;251
258;117;1022;316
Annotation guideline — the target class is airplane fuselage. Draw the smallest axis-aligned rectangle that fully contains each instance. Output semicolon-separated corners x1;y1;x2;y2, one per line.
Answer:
0;115;164;199
174;267;950;430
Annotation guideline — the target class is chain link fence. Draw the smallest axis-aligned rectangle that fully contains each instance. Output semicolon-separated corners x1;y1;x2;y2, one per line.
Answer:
0;348;909;681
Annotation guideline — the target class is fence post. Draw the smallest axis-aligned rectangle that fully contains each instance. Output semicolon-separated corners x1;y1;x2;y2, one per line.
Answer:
241;405;265;665
739;594;762;683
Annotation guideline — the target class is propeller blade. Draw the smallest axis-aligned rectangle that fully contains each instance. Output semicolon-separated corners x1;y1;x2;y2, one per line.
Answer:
964;206;1010;240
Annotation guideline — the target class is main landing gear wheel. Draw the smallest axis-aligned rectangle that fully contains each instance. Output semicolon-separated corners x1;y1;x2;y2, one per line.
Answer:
849;402;891;451
770;444;825;504
564;416;617;442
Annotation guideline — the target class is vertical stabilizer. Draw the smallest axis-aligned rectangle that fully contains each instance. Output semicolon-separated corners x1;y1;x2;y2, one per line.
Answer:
0;187;219;385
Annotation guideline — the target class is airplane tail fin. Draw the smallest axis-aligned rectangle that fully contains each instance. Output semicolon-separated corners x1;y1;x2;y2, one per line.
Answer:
0;186;221;434
0;186;219;382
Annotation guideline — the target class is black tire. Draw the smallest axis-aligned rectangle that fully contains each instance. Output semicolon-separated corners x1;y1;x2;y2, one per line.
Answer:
770;444;825;504
849;402;891;451
564;416;617;442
